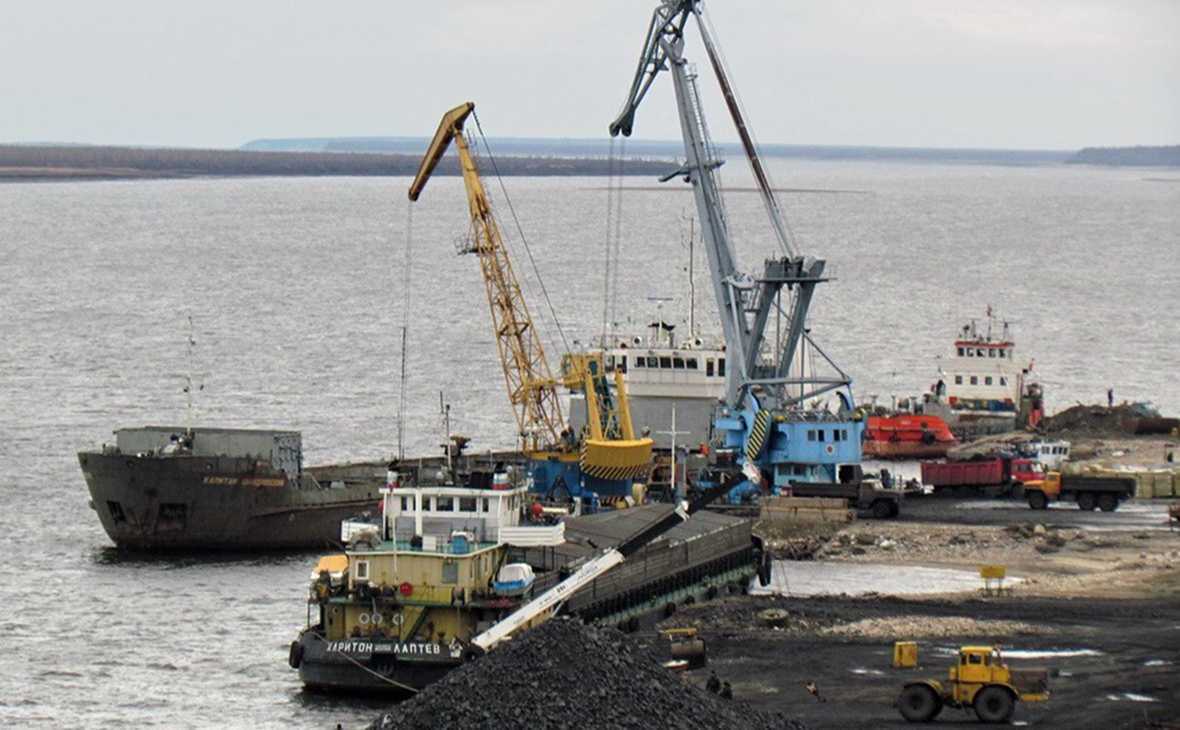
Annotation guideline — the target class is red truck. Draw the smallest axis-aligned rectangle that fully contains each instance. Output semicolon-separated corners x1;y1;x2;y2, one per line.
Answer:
920;457;1042;497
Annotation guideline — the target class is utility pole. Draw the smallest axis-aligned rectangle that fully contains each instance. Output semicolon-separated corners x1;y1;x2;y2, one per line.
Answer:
657;406;691;501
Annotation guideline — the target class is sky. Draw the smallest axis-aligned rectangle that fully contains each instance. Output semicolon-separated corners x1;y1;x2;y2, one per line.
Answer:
1;0;1177;151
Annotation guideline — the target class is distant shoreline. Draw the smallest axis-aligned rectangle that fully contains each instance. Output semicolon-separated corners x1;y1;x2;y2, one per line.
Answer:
1066;145;1180;167
0;145;673;182
3;141;1175;182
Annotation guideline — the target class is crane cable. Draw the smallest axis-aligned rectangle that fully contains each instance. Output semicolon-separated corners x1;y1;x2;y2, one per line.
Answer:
396;198;415;460
602;138;615;343
609;138;626;346
698;3;799;254
470;110;570;356
602;136;626;346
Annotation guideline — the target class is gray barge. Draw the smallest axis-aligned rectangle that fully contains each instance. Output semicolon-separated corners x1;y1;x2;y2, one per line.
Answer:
80;426;387;551
518;504;759;629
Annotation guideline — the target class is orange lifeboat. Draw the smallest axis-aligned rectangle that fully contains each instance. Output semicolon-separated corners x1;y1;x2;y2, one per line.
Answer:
862;414;958;459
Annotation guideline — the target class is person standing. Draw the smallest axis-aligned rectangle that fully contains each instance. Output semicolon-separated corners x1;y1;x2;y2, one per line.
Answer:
706;671;721;694
720;681;733;700
1107;388;1114;409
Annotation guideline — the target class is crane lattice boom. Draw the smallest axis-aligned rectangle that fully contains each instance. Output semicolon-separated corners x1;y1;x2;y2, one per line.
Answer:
409;102;563;452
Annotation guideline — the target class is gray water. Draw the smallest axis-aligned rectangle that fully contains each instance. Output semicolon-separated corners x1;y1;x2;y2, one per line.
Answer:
1;159;1178;728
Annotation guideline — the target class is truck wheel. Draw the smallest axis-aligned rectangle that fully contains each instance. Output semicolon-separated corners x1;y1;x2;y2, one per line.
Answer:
872;500;893;519
1097;493;1119;512
1028;491;1047;510
1077;492;1097;511
973;685;1015;723
898;684;943;722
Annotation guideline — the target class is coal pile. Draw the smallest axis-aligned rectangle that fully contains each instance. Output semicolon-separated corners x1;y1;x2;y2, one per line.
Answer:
366;618;810;730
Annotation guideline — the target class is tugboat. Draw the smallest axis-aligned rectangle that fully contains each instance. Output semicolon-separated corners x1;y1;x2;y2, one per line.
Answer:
291;466;554;693
79;426;388;551
579;325;727;452
289;464;762;694
921;311;1044;438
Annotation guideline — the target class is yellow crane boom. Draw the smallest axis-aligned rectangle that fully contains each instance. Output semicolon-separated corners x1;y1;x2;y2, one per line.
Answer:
410;102;653;489
409;102;563;453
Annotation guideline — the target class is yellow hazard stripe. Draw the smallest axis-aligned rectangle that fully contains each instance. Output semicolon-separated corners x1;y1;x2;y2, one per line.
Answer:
745;409;772;461
580;461;650;481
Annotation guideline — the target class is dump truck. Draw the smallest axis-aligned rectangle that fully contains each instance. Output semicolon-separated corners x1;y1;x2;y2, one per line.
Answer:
1023;471;1137;511
919;457;1041;497
898;645;1049;724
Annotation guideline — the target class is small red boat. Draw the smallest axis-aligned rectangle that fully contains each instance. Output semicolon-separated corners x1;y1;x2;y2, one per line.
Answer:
862;414;958;459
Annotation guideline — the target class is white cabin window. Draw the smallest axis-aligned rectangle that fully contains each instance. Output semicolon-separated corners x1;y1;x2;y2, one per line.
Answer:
985;376;993;385
967;349;975;357
706;360;715;377
718;358;726;377
970;376;979;385
1000;377;1008;386
633;358;644;368
957;347;965;357
459;497;476;512
989;348;996;358
355;561;369;581
955;376;963;385
659;356;672;368
687;358;698;370
977;348;986;357
999;349;1007;359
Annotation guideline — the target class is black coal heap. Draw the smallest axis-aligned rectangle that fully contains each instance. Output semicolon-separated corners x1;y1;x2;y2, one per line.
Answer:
366;618;809;730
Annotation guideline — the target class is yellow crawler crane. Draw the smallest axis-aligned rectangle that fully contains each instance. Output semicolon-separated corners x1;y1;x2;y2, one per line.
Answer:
408;103;652;496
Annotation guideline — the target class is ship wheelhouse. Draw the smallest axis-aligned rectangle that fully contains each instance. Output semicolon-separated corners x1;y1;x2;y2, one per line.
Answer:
940;319;1030;413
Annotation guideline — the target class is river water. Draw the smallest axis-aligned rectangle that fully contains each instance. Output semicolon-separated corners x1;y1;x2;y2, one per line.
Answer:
1;159;1177;728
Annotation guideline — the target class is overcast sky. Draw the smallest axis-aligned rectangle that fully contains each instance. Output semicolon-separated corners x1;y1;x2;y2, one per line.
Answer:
2;0;1176;151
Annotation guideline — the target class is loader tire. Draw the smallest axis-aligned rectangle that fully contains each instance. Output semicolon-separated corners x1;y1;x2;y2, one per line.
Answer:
898;684;942;722
973;685;1015;723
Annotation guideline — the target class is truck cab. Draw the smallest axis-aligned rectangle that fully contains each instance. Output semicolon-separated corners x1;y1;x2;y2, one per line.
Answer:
1023;472;1062;500
1007;458;1042;488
